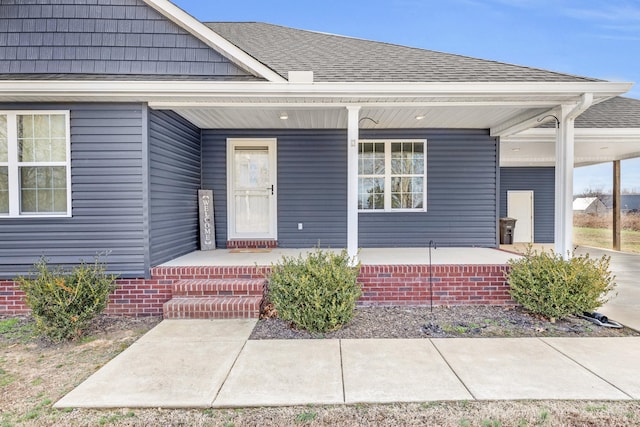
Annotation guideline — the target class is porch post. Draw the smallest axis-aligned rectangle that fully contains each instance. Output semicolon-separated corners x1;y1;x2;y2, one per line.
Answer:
554;94;593;259
347;106;361;260
554;105;575;259
613;160;621;251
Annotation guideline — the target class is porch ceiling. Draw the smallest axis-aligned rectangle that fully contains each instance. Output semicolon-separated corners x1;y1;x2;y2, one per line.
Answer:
501;128;640;167
166;103;640;168
170;105;542;130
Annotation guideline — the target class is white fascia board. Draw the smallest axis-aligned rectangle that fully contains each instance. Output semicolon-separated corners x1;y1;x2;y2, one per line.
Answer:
0;80;632;102
141;0;286;83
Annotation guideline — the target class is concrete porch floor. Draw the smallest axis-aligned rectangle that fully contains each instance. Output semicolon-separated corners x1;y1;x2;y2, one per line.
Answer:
160;247;520;267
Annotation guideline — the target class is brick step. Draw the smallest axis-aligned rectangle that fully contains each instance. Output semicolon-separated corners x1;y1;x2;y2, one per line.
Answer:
162;296;262;319
172;279;265;297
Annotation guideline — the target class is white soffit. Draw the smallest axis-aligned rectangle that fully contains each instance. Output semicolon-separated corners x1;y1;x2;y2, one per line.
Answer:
501;128;640;167
172;105;536;130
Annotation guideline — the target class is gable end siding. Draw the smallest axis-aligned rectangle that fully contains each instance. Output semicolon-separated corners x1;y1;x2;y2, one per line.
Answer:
149;109;201;266
0;103;147;278
500;167;555;243
0;0;253;79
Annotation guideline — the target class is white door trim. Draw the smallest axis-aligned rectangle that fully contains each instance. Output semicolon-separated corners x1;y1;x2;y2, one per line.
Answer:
226;138;277;240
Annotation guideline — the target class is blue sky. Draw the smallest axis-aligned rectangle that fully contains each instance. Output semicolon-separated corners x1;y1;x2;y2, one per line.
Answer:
173;0;640;194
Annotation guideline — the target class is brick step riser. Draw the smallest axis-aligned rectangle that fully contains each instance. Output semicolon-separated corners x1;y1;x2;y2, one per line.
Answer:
162;296;262;320
172;287;264;297
171;279;266;298
163;311;259;319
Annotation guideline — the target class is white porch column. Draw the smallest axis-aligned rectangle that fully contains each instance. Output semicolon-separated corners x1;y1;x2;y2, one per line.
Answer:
554;105;575;258
347;106;361;259
554;94;593;259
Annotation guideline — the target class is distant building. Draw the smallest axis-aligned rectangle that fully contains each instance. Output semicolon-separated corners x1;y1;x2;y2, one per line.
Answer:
573;197;608;214
600;195;640;213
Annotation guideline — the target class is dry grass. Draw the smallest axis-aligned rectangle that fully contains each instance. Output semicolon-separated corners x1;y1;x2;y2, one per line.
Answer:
574;212;640;231
2;315;640;426
573;227;640;253
573;213;640;253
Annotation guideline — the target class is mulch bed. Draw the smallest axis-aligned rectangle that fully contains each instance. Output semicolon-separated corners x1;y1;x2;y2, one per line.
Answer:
250;305;640;339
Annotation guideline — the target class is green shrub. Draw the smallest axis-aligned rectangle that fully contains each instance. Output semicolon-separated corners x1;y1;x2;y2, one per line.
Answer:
17;256;118;341
267;248;361;333
506;248;615;321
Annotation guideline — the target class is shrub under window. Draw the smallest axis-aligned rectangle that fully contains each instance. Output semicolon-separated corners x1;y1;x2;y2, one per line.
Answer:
506;248;615;321
17;256;117;341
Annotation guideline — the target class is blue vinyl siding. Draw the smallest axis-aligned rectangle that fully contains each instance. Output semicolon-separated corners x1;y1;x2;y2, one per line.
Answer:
202;129;498;248
359;129;498;248
0;103;147;278
500;167;555;243
201;130;347;248
0;0;254;79
148;109;201;266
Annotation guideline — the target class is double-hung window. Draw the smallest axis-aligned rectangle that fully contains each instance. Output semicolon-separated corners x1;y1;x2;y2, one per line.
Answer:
358;140;426;212
0;111;71;217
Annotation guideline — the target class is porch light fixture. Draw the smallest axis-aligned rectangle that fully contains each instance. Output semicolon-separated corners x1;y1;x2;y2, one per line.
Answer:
279;112;288;120
415;114;425;120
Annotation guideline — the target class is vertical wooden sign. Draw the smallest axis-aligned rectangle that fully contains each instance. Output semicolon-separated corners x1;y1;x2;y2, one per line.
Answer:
198;189;215;250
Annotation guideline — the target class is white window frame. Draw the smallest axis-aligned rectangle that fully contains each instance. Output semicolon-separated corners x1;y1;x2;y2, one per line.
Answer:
358;139;427;213
0;110;72;218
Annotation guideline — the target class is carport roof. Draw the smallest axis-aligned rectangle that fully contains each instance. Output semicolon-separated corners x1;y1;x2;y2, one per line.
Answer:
575;96;640;128
535;96;640;129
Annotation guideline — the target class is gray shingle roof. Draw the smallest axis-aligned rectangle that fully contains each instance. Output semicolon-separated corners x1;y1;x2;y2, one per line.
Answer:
206;22;600;83
576;96;640;128
536;97;640;128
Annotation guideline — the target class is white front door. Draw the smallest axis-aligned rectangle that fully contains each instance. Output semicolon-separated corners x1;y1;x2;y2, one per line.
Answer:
507;190;534;243
227;138;277;240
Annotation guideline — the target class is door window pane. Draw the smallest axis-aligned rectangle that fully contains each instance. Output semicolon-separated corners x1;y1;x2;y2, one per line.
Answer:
234;148;269;189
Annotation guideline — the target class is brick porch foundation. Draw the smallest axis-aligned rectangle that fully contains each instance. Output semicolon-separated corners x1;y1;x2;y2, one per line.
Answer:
0;264;513;316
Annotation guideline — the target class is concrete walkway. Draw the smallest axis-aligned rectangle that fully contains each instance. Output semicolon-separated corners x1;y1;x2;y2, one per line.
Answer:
576;246;640;331
54;246;640;409
55;319;640;409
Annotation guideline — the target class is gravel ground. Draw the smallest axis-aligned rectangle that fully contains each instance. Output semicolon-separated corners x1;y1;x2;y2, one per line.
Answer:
250;305;640;339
